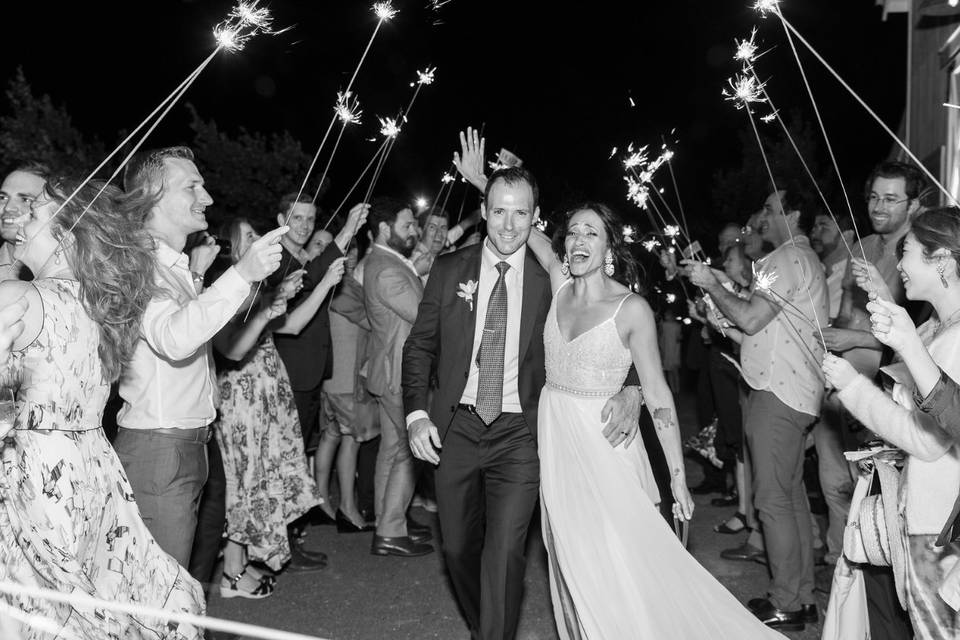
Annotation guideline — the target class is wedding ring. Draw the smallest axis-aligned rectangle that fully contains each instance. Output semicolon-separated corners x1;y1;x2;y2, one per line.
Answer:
620;431;629;435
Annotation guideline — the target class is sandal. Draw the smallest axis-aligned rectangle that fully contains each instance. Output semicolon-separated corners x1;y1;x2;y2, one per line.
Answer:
244;561;277;587
713;512;747;535
219;567;275;600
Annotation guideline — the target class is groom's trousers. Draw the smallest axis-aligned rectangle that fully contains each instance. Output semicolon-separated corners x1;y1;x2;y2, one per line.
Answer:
436;408;539;640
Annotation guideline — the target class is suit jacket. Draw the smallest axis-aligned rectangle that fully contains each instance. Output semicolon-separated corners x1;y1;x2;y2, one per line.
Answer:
363;245;424;398
402;243;551;441
269;241;343;391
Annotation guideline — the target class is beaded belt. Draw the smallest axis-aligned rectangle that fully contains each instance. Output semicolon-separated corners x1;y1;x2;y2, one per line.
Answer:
545;380;618;397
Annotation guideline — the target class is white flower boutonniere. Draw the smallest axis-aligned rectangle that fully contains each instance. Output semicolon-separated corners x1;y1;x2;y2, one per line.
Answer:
457;280;478;311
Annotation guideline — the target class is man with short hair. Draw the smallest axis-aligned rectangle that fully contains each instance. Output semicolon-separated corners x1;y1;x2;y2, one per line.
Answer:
0;162;50;281
113;146;287;566
363;197;433;557
686;183;828;631
810;213;856;322
411;207;450;278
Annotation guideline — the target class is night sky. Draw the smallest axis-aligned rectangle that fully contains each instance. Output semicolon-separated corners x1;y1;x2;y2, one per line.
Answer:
2;0;907;239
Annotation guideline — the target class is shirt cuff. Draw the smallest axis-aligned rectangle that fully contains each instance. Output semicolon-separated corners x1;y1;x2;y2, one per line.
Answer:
209;266;251;301
406;409;430;428
914;370;953;419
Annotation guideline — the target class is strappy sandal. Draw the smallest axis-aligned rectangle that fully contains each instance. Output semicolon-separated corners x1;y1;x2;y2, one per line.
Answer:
219;567;275;599
713;512;747;535
244;561;277;587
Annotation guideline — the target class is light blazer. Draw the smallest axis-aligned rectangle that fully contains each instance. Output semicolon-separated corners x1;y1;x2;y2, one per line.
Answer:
402;243;552;442
363;245;424;397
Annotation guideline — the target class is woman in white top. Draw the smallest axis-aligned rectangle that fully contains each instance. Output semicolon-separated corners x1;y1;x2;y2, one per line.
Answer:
823;206;960;638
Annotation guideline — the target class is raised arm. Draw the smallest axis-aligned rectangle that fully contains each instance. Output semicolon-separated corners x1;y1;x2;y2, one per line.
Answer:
619;295;694;521
213;288;282;361
274;258;346;336
452;127;488;193
527;227;566;293
684;260;778;335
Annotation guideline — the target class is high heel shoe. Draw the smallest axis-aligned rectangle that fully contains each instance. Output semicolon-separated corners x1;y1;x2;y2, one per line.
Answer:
220;567;275;599
336;509;375;533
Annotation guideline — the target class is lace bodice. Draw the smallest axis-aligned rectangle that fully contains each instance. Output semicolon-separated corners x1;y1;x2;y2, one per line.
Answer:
543;287;634;396
10;279;108;431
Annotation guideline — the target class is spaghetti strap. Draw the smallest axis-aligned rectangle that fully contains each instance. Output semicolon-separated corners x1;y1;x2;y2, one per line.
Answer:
612;292;635;319
553;277;573;297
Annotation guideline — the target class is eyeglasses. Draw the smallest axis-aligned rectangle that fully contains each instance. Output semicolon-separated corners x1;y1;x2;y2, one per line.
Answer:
865;194;911;210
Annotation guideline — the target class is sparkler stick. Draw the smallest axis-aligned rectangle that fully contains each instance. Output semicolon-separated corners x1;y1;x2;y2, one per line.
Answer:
660;137;691;239
326;138;391;224
770;7;957;205
312;92;363;203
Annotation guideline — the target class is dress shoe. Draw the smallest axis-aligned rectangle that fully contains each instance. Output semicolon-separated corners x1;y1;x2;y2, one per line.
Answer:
371;535;434;557
286;540;328;572
748;597;805;631
800;604;818;624
407;519;432;536
308;506;336;526
336;509;374;533
410;529;433;544
720;542;765;562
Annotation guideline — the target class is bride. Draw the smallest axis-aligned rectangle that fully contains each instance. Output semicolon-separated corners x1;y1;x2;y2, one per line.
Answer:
526;203;784;639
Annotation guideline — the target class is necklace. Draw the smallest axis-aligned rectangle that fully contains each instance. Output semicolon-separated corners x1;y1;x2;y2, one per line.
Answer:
932;306;960;339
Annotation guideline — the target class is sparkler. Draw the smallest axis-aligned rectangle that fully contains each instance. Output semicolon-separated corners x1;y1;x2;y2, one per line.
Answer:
734;27;759;65
723;73;766;108
752;265;779;294
535;219;549;232
622;225;636;244
641;238;660;253
310;92;363;203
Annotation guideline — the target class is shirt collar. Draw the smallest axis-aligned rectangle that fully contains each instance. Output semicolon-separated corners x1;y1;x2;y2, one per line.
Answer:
481;238;526;276
155;239;190;270
373;242;418;274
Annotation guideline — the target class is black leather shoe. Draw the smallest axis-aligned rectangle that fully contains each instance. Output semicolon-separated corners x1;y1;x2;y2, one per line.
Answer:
286;542;328;572
720;542;765;562
749;598;805;631
371;535;434;557
336;509;375;533
410;529;433;544
800;604;818;624
308;506;336;526
407;519;432;537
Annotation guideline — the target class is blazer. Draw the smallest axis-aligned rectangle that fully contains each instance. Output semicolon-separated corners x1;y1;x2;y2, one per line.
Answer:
402;243;551;441
363;245;424;397
269;241;343;391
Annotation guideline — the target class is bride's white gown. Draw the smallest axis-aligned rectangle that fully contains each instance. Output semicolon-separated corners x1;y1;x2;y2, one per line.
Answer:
538;289;784;639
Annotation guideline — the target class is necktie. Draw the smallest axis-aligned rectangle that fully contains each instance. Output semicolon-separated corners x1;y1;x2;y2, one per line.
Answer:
476;261;509;424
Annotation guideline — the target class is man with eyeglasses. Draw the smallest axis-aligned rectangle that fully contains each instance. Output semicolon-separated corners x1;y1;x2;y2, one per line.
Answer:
820;160;927;640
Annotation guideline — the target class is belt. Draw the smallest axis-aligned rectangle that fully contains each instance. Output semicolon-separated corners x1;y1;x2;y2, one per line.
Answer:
457;404;521;421
123;426;213;443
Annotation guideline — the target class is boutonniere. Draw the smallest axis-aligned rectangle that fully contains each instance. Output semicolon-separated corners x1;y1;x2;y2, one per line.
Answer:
457;280;478;311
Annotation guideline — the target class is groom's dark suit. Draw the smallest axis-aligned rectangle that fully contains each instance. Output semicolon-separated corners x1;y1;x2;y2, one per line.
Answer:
403;242;550;640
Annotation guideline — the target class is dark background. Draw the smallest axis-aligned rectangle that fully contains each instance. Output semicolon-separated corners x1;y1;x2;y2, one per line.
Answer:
1;0;907;241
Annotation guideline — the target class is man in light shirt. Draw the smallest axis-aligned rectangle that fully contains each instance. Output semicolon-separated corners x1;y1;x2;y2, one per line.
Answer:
686;183;828;631
113;146;287;566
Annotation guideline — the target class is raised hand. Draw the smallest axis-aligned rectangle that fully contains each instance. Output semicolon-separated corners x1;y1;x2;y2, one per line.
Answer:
234;226;289;283
278;269;306;300
851;258;892;301
453;127;487;192
320;257;347;289
866;296;921;354
189;233;220;276
681;259;720;290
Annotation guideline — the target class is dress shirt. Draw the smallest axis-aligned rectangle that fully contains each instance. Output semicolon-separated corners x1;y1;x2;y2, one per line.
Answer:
117;240;250;430
821;246;848;321
740;236;828;417
459;240;525;413
841;228;909;378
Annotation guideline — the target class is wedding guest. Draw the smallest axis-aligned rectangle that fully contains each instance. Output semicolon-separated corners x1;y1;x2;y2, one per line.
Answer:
0;178;203;637
364;197;433;557
214;218;346;596
305;228;334;261
686;183;828;630
113;146;287;567
0;162;49;281
411;206;450;279
810;213;856;322
823;206;960;637
314;242;380;531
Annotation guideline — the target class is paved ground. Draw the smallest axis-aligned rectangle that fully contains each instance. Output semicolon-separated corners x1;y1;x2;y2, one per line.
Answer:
208;391;831;640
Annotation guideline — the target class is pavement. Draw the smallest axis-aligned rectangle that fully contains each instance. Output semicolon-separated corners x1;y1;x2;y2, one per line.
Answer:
207;391;831;640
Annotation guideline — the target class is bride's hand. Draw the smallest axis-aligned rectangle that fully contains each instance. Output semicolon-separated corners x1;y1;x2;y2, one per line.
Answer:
670;477;694;522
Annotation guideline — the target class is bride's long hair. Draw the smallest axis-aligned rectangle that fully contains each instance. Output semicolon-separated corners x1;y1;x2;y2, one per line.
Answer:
551;202;646;293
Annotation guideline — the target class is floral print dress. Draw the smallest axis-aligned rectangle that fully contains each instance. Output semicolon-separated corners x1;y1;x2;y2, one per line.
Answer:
0;279;204;639
217;332;320;570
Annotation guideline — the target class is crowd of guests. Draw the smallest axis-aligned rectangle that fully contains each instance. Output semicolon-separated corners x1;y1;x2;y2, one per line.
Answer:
3;133;960;640
675;161;960;636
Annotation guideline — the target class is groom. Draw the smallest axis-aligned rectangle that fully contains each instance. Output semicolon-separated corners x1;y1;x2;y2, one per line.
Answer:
402;166;640;640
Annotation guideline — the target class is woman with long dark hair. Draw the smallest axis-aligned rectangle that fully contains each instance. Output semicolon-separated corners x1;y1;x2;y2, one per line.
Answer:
0;178;204;638
526;202;783;639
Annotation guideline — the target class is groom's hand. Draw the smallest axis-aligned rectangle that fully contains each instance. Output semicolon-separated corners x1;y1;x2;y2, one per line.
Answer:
601;386;642;449
409;417;442;465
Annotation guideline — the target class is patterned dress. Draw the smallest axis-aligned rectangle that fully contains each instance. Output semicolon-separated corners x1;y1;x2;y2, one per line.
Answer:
0;279;204;639
217;333;320;571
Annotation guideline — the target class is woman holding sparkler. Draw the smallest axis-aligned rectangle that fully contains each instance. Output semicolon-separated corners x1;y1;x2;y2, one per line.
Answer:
0;178;204;638
526;204;785;639
824;207;960;638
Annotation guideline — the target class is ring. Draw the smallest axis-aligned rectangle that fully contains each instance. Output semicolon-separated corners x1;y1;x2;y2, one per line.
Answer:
621;431;629;435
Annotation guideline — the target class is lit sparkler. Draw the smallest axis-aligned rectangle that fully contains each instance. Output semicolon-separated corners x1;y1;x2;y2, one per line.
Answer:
734;27;759;65
761;111;778;123
723;73;767;108
752;264;779;294
213;1;284;52
335;91;363;125
622;225;636;243
753;0;781;17
374;1;399;20
441;172;455;183
379;117;400;139
663;225;681;239
414;67;437;86
625;175;650;209
666;293;677;304
641;238;661;253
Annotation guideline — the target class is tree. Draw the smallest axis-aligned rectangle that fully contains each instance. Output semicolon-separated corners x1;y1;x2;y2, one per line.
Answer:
0;68;106;175
187;104;321;231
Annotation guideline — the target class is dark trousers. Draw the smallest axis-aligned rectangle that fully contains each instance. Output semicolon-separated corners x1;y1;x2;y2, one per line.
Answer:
639;405;674;524
436;409;540;640
189;437;226;597
708;345;743;467
293;385;324;454
863;565;913;639
357;436;379;518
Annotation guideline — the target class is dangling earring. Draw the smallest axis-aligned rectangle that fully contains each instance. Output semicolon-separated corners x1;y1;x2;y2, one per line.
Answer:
939;261;949;288
604;253;615;277
560;255;570;276
54;246;62;265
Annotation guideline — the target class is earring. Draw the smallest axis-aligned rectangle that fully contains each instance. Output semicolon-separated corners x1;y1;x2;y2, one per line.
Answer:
54;246;62;265
939;261;949;288
604;253;615;277
560;255;570;276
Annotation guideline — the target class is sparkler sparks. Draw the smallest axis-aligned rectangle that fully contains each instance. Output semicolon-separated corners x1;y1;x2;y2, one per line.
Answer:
761;111;778;123
373;1;399;21
723;73;767;108
335;92;363;125
213;1;284;52
414;67;437;86
535;219;549;232
752;265;779;293
622;225;636;244
734;28;759;65
641;238;661;253
625;175;650;209
663;225;681;239
378;116;401;139
753;0;781;17
665;293;677;304
441;172;455;184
